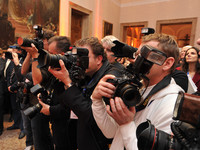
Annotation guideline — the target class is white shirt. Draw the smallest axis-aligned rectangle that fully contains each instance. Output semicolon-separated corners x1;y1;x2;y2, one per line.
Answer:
92;78;184;150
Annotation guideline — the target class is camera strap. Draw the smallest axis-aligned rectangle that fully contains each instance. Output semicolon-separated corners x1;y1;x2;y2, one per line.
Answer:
136;74;172;112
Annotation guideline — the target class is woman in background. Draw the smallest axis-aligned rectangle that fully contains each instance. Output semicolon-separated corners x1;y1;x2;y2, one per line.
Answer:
182;46;200;93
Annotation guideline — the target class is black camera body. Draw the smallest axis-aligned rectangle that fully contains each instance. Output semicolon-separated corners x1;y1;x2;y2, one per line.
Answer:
37;47;89;84
104;75;142;107
23;84;51;119
4;45;26;60
136;92;200;150
17;25;44;50
103;44;167;107
17;80;33;105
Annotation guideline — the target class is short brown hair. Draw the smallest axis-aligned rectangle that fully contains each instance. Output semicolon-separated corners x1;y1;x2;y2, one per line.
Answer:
75;37;107;62
142;33;179;72
48;36;71;53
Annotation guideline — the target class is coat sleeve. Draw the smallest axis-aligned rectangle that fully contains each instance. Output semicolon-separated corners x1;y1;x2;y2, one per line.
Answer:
59;85;92;119
91;96;118;138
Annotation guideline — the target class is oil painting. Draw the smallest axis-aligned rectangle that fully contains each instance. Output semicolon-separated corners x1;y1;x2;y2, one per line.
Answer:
0;0;60;49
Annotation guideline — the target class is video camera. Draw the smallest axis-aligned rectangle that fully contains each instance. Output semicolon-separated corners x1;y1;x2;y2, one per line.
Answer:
17;25;44;50
37;47;89;84
103;44;167;107
23;84;51;119
136;92;200;150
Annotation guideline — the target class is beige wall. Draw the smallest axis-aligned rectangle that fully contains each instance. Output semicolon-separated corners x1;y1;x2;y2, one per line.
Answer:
60;0;120;39
120;0;200;47
60;0;200;46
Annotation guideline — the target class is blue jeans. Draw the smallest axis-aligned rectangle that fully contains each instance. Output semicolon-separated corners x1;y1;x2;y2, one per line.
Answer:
31;113;53;150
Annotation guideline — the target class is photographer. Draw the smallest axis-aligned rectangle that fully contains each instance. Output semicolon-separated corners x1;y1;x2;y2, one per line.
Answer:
91;33;185;150
28;36;71;150
5;46;25;139
48;37;123;150
101;35;126;70
20;28;55;150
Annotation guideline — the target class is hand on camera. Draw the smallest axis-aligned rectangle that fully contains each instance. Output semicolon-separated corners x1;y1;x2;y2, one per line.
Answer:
92;74;116;100
107;97;136;126
38;94;50;116
21;43;39;58
48;59;72;86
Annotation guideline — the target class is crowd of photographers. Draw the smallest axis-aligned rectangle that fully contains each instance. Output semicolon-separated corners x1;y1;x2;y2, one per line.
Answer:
0;26;200;150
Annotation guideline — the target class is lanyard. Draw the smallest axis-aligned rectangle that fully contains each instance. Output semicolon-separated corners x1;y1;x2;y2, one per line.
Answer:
136;74;172;112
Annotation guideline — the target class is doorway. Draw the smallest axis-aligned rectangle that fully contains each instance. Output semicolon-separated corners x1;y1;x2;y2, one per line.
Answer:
69;2;92;45
120;22;148;48
156;18;197;47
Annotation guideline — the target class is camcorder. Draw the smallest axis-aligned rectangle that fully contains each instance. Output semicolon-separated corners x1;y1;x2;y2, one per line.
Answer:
17;25;44;51
136;92;200;150
23;84;51;119
103;43;167;107
37;47;89;84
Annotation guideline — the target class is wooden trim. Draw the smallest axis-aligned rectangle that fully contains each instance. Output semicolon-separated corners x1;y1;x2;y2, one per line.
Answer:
156;18;197;45
69;2;92;39
120;21;148;42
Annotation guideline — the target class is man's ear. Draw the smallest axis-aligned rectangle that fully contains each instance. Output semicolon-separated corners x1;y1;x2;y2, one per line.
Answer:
162;57;175;71
97;55;103;65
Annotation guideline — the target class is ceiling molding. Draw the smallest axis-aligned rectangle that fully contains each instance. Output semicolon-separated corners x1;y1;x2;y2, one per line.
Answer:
110;0;121;6
120;0;171;7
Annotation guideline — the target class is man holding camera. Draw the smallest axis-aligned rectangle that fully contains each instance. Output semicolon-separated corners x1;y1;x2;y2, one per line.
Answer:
22;36;71;150
48;37;123;150
101;35;125;70
91;33;185;150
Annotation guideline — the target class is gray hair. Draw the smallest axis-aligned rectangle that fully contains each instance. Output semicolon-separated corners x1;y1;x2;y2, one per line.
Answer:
101;35;119;48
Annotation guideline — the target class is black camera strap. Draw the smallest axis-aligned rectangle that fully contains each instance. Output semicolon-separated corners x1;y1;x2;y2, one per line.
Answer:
136;74;172;112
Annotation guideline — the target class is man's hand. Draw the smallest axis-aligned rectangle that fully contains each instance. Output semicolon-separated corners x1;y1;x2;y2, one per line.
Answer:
92;74;116;100
107;97;136;126
38;95;50;116
8;86;17;93
21;43;39;58
12;52;20;66
48;59;72;86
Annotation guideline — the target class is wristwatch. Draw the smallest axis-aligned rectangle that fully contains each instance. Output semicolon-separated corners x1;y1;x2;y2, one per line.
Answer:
16;63;22;67
32;58;38;62
64;83;73;90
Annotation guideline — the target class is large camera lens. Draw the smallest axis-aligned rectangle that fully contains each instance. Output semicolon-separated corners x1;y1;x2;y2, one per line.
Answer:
18;37;37;47
117;83;141;107
37;49;73;69
136;121;182;150
23;103;42;119
17;37;43;50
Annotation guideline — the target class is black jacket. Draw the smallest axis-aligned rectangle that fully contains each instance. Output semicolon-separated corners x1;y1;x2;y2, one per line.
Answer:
41;68;70;120
59;60;123;150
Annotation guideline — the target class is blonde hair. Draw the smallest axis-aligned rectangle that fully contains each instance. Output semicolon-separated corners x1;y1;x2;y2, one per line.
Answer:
142;33;179;72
